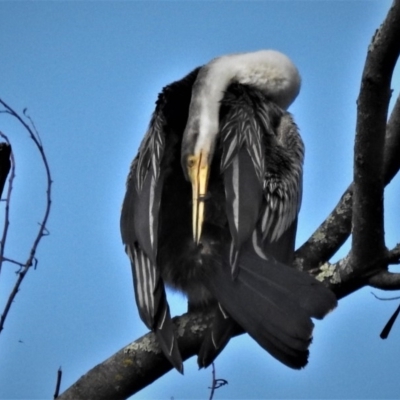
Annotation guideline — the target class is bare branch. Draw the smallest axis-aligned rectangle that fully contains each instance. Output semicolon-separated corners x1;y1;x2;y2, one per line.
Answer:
312;244;400;297
0;100;53;334
369;271;400;290
380;303;400;339
208;362;228;400
294;186;353;271
352;0;400;269
296;2;400;272
371;292;400;301
54;367;62;399
1;257;24;268
58;311;214;400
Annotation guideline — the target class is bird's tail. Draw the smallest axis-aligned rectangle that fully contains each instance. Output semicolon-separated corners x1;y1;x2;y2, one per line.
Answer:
200;243;337;369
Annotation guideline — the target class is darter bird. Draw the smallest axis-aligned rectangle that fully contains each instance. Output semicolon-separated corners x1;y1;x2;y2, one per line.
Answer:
121;50;337;373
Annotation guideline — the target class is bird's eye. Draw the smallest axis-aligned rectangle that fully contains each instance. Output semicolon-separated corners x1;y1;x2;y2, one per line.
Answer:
187;155;196;168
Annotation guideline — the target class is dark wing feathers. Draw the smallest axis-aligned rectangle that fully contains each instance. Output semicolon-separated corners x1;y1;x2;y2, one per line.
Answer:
223;148;263;277
202;242;336;369
261;113;304;243
154;293;183;373
219;85;304;275
121;68;202;373
220;87;266;276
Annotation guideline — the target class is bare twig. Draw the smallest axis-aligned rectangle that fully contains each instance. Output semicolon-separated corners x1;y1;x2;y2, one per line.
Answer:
380;304;400;339
209;362;217;400
208;362;228;400
54;367;62;399
371;293;400;301
1;257;24;268
0;99;53;334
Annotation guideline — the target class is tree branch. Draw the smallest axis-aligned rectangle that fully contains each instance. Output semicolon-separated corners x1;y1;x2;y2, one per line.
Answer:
0;100;53;334
295;91;400;273
369;271;400;290
58;311;214;400
312;243;400;297
294;185;353;271
296;60;400;272
352;0;400;269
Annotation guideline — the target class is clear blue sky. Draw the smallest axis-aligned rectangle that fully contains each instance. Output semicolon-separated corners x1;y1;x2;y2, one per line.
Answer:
1;1;399;399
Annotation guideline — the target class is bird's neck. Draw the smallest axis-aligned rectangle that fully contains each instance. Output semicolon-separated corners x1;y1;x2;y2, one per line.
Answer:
183;50;301;161
184;61;233;157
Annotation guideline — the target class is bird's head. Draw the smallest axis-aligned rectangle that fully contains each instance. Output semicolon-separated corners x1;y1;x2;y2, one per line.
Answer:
182;50;301;244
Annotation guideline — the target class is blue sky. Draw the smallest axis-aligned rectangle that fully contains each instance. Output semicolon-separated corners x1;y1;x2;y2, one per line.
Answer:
0;1;399;399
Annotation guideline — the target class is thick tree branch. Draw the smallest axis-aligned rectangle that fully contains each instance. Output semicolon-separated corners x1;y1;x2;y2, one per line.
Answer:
369;271;400;290
295;92;400;272
296;79;400;272
352;0;400;269
58;311;214;400
294;185;353;271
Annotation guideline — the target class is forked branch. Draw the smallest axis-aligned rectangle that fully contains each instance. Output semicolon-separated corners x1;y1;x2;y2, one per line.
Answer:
0;99;53;333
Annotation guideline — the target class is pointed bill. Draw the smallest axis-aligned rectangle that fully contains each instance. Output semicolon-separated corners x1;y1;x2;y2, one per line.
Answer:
186;152;210;243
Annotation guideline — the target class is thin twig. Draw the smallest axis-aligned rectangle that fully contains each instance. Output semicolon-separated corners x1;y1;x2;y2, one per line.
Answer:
371;292;400;301
54;367;62;399
380;304;400;339
208;362;228;400
0;99;53;334
209;362;216;400
1;257;24;268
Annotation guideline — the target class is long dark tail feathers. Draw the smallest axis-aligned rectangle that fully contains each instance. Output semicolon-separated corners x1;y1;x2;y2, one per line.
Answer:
202;244;337;369
197;303;242;369
155;304;184;374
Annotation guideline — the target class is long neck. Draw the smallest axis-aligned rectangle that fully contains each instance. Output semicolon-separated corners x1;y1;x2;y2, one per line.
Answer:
182;50;301;163
183;60;233;158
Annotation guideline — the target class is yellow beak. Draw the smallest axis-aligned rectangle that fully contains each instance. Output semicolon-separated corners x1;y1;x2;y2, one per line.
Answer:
186;152;210;244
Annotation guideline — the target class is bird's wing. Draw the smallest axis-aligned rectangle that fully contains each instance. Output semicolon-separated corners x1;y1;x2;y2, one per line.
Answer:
260;112;304;245
219;85;266;277
121;68;201;373
199;84;329;369
219;85;301;275
121;110;183;372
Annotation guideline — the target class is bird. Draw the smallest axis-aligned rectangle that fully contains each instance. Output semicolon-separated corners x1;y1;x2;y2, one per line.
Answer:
120;50;337;374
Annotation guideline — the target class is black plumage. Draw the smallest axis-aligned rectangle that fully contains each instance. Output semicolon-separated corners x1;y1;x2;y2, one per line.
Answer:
121;64;337;373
